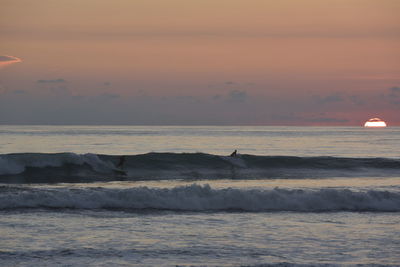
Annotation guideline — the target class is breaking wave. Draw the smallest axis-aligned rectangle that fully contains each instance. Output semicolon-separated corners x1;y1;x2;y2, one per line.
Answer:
0;152;399;183
0;184;399;212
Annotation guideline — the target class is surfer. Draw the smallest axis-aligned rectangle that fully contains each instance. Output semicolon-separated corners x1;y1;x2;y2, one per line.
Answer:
114;155;127;177
117;155;126;169
230;150;237;157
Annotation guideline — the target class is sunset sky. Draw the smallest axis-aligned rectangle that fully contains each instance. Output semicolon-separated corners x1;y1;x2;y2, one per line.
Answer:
1;0;399;125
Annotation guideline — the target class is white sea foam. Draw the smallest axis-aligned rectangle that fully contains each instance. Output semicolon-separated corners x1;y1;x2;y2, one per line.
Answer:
0;153;114;175
1;184;399;212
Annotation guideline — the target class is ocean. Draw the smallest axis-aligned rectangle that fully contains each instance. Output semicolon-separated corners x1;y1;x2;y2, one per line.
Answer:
0;125;399;266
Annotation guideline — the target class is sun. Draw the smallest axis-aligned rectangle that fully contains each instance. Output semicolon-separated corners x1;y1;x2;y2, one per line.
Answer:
364;118;387;127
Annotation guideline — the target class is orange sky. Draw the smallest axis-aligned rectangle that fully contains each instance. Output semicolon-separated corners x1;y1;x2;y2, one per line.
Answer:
1;0;399;125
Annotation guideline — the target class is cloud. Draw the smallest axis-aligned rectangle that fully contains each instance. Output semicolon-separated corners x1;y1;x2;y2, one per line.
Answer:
37;78;66;83
0;55;20;62
0;85;382;125
35;78;71;97
313;93;344;104
212;94;222;100
227;90;247;103
306;117;349;123
348;95;364;106
271;112;301;122
385;86;400;105
12;90;27;95
0;55;21;68
99;93;120;99
389;86;400;94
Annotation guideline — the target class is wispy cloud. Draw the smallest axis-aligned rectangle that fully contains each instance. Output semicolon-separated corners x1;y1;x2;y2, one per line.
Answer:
0;55;21;68
98;93;120;99
306;117;348;123
383;86;400;105
313;93;344;105
37;78;66;83
227;90;247;103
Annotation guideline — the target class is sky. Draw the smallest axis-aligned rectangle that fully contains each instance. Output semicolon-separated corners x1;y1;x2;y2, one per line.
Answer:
0;0;399;125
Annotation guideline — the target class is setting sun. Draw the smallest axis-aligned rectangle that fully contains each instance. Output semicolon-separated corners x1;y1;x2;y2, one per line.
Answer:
364;118;387;127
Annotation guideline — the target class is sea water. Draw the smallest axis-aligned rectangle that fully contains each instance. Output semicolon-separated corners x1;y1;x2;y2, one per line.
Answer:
0;125;399;266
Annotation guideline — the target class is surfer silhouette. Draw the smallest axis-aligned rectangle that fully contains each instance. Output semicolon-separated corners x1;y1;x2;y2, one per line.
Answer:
117;155;126;169
230;150;237;157
115;155;128;177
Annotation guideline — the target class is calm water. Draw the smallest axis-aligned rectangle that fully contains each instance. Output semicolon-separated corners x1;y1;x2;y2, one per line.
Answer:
0;125;399;266
1;125;400;157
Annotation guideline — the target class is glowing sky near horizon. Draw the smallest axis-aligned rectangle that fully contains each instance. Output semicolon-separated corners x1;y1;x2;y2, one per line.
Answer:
0;0;399;125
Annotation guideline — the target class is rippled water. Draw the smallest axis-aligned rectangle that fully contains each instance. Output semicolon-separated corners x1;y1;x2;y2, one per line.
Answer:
2;209;399;266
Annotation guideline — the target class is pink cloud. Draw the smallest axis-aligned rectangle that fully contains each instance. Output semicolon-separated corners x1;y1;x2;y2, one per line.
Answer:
0;55;22;68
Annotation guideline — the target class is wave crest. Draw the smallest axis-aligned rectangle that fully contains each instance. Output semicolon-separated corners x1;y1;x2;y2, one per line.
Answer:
1;152;399;183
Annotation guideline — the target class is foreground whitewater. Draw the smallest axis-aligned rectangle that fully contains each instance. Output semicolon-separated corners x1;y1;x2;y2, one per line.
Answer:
1;184;399;212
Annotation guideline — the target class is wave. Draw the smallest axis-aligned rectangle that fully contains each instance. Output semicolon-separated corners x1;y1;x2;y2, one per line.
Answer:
0;184;399;212
0;152;400;183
